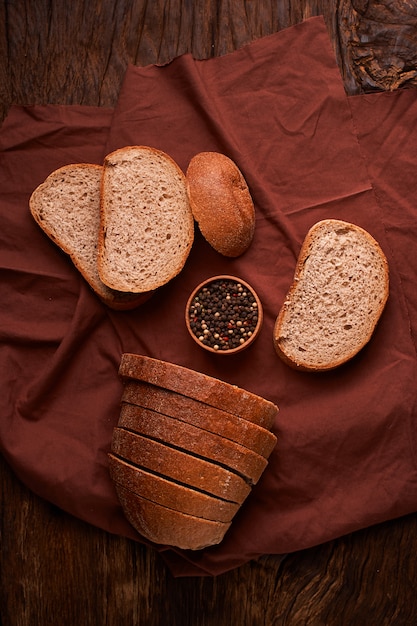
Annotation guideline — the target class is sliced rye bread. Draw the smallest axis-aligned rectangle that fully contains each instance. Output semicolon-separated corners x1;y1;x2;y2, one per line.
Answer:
29;163;150;310
273;219;389;371
121;380;277;458
97;146;194;293
118;353;278;429
118;403;268;485
111;427;251;504
108;453;239;523
114;483;231;549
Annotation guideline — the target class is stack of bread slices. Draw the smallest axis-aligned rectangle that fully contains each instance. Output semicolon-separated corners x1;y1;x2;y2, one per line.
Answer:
109;354;278;550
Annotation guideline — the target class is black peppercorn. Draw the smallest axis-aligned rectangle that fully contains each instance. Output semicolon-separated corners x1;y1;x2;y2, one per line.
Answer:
187;278;260;351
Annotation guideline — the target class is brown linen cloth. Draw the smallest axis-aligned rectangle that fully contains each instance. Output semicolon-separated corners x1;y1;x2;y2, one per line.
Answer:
1;17;417;577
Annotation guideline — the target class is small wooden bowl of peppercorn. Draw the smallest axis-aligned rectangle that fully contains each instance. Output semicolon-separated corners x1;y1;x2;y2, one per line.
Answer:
185;275;263;355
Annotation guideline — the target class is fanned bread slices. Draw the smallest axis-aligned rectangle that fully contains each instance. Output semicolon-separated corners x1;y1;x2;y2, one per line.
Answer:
121;379;277;458
114;483;232;550
110;354;278;550
111;427;252;504
118;353;278;428
108;454;240;523
29;164;149;310
117;404;268;485
273;219;389;371
98;146;194;293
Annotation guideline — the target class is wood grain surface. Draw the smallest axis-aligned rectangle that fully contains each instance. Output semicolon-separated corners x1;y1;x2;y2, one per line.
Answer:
1;1;417;625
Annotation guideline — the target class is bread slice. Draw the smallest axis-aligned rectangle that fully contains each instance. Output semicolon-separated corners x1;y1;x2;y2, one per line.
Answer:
118;353;278;428
186;151;255;257
108;454;239;523
113;483;231;549
98;146;194;293
111;427;251;504
118;403;268;484
122;380;277;459
273;219;389;371
29;164;150;310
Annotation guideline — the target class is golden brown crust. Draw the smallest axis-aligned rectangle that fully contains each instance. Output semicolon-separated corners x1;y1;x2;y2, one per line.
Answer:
114;482;231;549
108;454;239;523
118;353;279;428
118;403;268;485
111;427;252;504
122;380;277;458
186;151;255;257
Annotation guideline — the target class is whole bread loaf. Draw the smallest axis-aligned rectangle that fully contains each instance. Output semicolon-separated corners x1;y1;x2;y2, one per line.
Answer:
98;146;194;293
118;403;268;484
108;454;239;523
29;164;150;310
122;380;277;459
119;353;278;428
111;427;251;503
186;151;255;257
273;219;389;371
114;483;231;550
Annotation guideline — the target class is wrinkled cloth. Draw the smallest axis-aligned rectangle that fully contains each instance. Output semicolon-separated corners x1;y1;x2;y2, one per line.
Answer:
1;17;417;577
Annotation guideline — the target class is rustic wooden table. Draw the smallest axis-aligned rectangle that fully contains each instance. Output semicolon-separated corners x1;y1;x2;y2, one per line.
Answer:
1;1;417;624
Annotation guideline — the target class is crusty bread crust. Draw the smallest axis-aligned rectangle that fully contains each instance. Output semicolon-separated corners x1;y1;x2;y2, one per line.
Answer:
113;482;231;549
118;403;268;485
111;427;251;504
273;219;389;371
98;146;194;293
122;380;277;458
186;151;255;257
108;454;239;523
29;164;151;310
119;354;279;428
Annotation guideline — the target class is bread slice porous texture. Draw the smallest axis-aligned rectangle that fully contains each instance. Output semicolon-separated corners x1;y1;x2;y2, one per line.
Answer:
273;219;389;371
186;151;255;257
98;146;194;293
29;164;150;310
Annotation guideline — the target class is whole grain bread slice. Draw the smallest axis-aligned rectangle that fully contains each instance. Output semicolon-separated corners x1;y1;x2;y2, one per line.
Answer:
111;427;251;504
121;380;277;458
119;354;278;428
273;219;389;371
98;146;194;293
118;403;268;484
29;164;150;310
114;483;231;549
108;454;239;523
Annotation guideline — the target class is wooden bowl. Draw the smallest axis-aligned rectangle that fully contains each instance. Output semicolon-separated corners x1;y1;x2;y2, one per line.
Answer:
185;275;263;355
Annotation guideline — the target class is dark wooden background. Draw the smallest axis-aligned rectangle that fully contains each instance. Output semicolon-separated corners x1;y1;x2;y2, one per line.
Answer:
1;1;417;624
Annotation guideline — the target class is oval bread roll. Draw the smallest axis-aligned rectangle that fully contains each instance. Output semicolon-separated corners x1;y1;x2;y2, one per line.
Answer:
186;151;255;257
